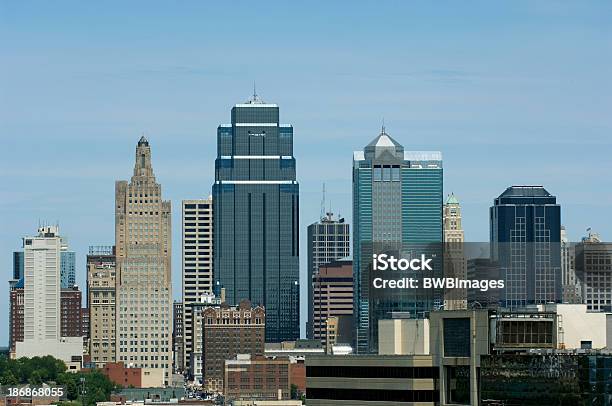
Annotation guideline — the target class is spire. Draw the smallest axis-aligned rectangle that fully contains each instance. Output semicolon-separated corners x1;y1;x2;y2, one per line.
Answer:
246;81;264;104
138;134;149;146
133;135;154;179
446;193;459;205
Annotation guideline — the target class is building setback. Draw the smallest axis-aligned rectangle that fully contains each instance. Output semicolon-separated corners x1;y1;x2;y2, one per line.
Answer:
201;300;265;393
353;127;443;353
115;137;172;383
181;198;213;371
490;185;562;308
213;93;299;343
307;212;350;340
87;246;116;367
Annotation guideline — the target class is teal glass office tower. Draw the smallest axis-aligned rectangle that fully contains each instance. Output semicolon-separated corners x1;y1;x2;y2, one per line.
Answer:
353;128;443;353
60;250;76;288
213;94;299;343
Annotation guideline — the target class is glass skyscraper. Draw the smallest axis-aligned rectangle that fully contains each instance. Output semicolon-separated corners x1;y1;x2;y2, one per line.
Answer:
213;94;299;343
60;249;76;288
353;127;443;353
490;186;561;309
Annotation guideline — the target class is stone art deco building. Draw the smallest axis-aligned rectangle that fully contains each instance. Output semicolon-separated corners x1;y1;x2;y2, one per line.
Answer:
212;93;299;343
115;137;172;382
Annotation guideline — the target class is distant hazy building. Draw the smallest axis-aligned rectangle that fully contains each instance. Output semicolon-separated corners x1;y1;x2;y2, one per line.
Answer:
561;226;581;303
173;301;184;373
201;300;265;392
490;186;562;309
182;198;213;372
115;137;172;382
86;246;116;367
307;212;350;339
14;226;82;362
213;94;299;343
443;193;467;310
353;127;443;353
312;259;353;349
11;251;24;283
575;232;612;312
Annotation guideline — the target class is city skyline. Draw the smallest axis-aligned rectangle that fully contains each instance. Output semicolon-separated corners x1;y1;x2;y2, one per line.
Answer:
2;2;612;346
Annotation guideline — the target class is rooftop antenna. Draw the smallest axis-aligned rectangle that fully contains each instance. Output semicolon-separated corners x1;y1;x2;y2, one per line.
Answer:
382;117;386;134
253;81;257;101
320;183;326;221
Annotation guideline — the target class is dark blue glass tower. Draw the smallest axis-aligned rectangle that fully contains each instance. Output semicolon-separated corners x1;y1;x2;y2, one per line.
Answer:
490;186;562;308
213;94;299;343
353;128;443;353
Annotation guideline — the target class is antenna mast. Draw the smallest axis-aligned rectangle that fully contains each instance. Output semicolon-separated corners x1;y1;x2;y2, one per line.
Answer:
320;183;326;221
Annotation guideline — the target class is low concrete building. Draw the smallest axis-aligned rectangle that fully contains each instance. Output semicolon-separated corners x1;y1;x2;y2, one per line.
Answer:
541;303;611;349
306;354;438;405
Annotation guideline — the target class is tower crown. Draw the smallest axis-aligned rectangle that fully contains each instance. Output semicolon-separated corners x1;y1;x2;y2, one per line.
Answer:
133;136;154;179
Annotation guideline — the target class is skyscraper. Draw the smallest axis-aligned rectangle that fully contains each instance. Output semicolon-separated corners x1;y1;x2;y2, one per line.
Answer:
115;137;172;382
311;259;353;349
490;186;562;309
443;193;467;310
575;231;611;312
14;226;82;362
212;93;299;343
306;212;350;339
87;246;116;367
353;127;443;353
60;247;76;289
182;198;213;371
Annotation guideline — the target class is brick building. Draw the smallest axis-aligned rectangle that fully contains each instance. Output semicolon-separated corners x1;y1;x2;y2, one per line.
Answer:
60;286;83;338
101;362;164;388
202;300;265;392
9;285;24;352
312;259;353;348
224;354;291;401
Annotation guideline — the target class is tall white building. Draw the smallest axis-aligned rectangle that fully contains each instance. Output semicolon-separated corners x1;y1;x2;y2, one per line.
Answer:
115;137;172;384
15;226;82;362
181;198;213;373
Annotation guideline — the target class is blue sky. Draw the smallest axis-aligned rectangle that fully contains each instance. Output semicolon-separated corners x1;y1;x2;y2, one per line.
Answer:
1;1;611;343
